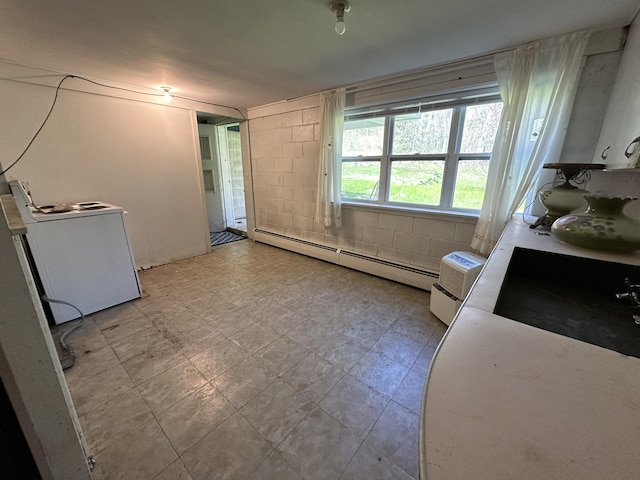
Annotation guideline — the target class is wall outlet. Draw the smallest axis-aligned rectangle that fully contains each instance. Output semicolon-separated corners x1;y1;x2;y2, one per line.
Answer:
276;175;282;184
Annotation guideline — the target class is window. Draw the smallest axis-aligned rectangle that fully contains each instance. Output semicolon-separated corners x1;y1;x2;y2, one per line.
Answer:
341;97;503;212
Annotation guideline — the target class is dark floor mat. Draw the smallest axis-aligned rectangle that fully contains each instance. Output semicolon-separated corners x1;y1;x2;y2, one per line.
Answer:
210;231;246;247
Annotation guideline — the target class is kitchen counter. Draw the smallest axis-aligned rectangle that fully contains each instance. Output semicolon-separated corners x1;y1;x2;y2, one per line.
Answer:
420;218;640;480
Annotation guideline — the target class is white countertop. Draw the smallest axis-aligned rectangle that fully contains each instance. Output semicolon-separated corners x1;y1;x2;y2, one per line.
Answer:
420;218;640;480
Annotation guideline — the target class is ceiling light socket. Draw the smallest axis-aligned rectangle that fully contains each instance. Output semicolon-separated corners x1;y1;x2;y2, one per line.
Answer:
329;1;351;14
160;86;173;102
329;1;351;35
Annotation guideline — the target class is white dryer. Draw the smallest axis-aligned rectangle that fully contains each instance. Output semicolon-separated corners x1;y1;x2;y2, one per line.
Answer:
9;180;140;324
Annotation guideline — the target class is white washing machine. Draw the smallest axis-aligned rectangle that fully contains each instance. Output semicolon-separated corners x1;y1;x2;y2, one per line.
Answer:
9;180;140;324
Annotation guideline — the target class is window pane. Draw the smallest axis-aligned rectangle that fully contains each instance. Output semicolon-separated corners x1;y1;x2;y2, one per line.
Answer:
341;161;381;200
392;110;452;155
389;160;444;205
460;102;503;153
452;159;490;209
342;118;385;156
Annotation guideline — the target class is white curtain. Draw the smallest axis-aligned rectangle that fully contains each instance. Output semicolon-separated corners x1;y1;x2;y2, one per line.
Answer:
316;88;346;227
471;31;591;255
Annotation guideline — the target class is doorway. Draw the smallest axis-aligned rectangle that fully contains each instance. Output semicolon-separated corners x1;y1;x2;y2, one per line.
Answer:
196;114;247;238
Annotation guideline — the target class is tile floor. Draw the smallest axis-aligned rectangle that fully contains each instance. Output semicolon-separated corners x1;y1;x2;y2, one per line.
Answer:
61;240;446;480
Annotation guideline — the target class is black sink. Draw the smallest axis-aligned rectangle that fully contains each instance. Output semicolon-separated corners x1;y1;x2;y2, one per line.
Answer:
494;247;640;358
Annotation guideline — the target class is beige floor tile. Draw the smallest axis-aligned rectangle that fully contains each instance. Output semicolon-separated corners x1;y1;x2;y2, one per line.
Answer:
278;407;361;479
340;443;415;480
240;379;315;446
364;400;420;479
68;363;134;416
249;450;302;480
137;360;208;415
261;307;305;334
99;312;154;344
92;302;144;327
426;322;447;349
314;333;371;370
350;301;403;329
282;353;347;403
372;331;425;367
269;285;306;308
181;413;272;480
208;305;257;336
286;319;335;350
340;320;389;348
350;350;410;397
393;368;428;415
288;298;351;331
90;419;177;480
64;344;120;382
122;341;186;385
189;338;248;380
157;383;235;455
212;356;278;408
169;323;225;358
153;459;194;480
229;322;280;354
111;325;172;362
319;374;389;439
158;310;210;336
252;335;310;375
390;315;436;345
411;345;437;375
80;388;153;455
66;241;437;480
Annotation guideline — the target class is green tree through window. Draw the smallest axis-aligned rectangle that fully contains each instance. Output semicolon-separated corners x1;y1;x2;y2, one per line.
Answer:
341;99;503;211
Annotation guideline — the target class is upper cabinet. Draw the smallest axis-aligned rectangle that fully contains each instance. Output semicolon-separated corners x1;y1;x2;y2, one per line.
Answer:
594;20;640;169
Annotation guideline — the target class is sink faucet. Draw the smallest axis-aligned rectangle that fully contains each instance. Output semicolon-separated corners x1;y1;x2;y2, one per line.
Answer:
615;278;640;325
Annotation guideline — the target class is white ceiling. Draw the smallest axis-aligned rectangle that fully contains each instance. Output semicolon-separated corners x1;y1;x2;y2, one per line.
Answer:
1;0;638;112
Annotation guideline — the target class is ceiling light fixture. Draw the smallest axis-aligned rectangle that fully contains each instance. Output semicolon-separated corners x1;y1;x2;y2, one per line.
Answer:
329;1;351;35
160;86;172;102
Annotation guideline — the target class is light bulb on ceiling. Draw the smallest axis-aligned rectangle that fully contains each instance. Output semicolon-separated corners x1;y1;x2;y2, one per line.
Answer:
329;1;351;36
161;86;172;102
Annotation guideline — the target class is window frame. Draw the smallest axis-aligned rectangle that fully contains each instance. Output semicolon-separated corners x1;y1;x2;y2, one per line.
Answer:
341;92;502;214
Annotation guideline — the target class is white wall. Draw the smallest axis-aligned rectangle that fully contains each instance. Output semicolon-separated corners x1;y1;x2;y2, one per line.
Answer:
0;64;218;268
247;98;477;271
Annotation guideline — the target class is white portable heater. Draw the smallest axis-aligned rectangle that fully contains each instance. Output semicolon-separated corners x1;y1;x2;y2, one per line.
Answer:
430;251;486;325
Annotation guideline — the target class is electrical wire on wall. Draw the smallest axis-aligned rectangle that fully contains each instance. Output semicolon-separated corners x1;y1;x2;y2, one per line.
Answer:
0;74;246;177
0;74;74;176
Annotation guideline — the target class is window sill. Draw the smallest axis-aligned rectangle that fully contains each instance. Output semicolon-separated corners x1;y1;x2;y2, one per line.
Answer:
341;201;480;223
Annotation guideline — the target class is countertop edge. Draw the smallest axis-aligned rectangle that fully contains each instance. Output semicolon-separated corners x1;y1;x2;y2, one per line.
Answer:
420;218;640;480
1;194;27;235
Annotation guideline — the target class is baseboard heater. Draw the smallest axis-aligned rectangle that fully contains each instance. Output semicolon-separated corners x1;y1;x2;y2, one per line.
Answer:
253;228;437;291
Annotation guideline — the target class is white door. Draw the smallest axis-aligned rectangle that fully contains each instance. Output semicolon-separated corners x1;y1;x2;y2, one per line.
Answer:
198;124;226;232
216;125;237;229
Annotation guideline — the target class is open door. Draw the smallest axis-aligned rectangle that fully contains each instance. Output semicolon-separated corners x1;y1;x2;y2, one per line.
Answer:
198;124;226;232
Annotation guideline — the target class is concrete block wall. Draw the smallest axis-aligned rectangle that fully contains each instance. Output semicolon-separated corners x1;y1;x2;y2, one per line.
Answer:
247;97;478;272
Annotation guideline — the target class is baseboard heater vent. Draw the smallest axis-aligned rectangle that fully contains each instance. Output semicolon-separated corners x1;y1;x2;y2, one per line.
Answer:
253;229;339;263
253;228;436;291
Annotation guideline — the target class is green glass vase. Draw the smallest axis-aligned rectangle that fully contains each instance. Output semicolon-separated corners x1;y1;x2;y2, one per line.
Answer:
551;195;640;252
